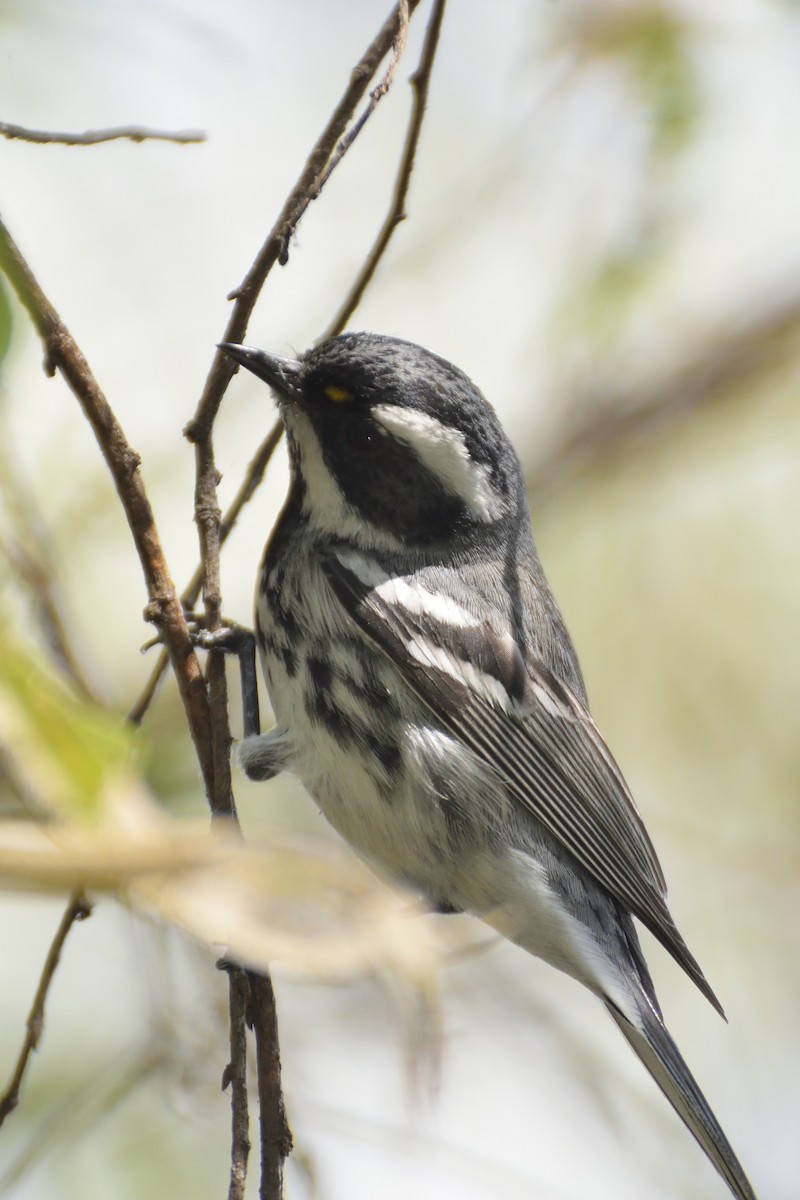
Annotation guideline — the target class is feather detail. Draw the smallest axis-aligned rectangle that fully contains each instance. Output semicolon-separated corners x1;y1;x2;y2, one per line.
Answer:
322;546;724;1017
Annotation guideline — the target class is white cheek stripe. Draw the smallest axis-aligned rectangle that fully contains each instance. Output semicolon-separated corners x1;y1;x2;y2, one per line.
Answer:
286;411;405;552
372;404;503;522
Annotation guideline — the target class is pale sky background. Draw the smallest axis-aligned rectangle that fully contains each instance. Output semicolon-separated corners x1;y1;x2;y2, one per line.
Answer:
1;2;799;1199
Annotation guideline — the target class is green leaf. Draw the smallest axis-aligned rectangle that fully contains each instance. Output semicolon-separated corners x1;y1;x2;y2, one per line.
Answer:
0;632;139;822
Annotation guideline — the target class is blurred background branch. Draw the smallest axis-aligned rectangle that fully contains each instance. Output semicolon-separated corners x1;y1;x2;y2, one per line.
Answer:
530;290;800;501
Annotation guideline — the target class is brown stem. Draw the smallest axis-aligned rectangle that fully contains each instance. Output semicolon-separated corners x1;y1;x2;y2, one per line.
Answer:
311;0;411;199
0;892;92;1128
184;0;421;446
225;968;252;1200
323;0;449;339
127;420;284;725
248;973;293;1200
183;10;423;1191
193;430;238;820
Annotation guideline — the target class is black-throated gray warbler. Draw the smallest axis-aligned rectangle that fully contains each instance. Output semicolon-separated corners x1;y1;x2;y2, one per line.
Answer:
220;333;757;1200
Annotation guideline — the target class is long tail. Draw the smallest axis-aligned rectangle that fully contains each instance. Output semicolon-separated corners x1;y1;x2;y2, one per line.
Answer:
605;999;757;1200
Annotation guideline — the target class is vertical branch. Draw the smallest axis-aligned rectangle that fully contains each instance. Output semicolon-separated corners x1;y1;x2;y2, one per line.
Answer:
185;7;448;1191
127;422;284;726
248;974;293;1200
184;5;427;1192
194;434;237;821
0;892;92;1127
225;969;251;1200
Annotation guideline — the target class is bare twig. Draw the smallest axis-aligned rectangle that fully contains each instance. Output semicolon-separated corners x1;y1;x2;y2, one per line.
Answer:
323;0;448;340
0;892;92;1128
131;2;428;727
194;431;237;821
186;0;423;828
0;212;216;801
312;0;411;198
129;0;430;728
127;421;284;725
248;973;293;1200
184;0;421;445
152;8;425;1196
0;121;205;146
183;9;423;1195
224;968;252;1200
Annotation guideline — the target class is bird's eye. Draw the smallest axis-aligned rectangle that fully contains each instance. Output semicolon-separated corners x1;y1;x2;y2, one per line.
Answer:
323;384;353;404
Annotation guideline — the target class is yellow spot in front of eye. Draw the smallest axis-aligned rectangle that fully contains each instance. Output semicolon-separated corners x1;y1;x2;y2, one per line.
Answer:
324;385;353;404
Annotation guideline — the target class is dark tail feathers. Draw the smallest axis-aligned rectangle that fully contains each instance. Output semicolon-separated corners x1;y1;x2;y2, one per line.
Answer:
605;999;757;1200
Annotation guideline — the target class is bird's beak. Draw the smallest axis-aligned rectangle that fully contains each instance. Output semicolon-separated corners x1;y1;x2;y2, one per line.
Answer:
219;343;302;401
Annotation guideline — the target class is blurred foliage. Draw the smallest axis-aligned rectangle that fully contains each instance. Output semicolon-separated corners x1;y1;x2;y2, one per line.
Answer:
547;5;701;353
564;225;668;344
0;631;138;823
609;7;698;154
0;631;439;984
559;3;700;155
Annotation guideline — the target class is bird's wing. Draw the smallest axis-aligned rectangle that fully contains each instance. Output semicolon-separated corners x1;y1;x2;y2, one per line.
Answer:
321;548;723;1015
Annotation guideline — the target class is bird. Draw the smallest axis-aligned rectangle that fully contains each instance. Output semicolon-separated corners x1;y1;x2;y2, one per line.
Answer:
219;332;758;1200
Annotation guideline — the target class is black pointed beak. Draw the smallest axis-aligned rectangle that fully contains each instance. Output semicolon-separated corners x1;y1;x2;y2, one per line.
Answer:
219;343;302;401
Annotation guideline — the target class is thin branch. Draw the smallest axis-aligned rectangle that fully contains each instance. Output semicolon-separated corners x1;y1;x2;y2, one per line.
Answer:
184;0;424;828
0;892;92;1128
184;7;424;1193
194;433;237;821
186;0;423;830
311;0;411;198
0;121;205;146
184;0;421;445
130;1;435;725
248;973;293;1200
184;8;423;1192
225;968;251;1200
323;0;448;340
127;421;284;724
0;212;216;801
130;2;431;726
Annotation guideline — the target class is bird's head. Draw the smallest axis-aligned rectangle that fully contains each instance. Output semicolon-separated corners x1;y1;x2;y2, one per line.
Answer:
221;332;524;552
